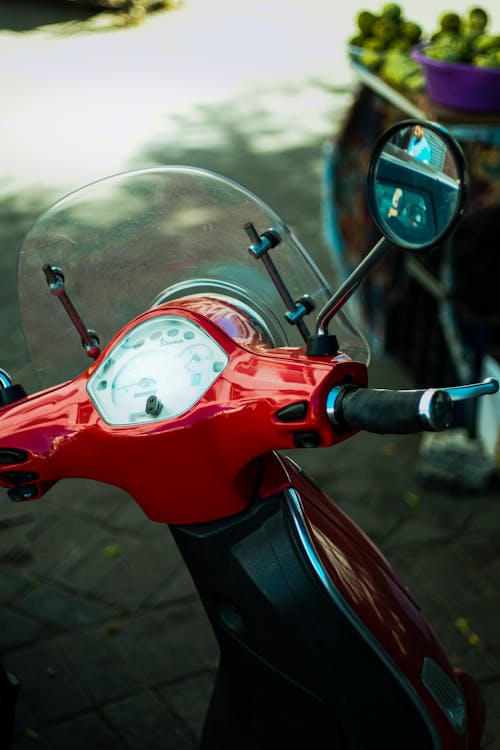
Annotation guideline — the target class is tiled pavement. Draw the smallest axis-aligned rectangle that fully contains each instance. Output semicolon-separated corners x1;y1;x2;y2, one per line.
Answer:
1;480;218;749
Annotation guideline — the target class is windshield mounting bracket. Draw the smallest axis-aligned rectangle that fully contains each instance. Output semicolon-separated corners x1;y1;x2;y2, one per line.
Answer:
245;222;313;344
42;264;101;361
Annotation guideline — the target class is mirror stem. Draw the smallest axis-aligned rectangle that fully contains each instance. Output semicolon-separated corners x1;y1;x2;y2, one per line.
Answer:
314;237;391;336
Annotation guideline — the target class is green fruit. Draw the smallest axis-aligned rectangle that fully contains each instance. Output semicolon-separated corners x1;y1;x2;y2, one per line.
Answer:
435;31;461;45
349;33;367;48
468;7;488;31
464;24;484;45
372;17;398;44
473;52;500;68
404;72;425;91
400;21;422;44
380;51;423;90
381;3;402;22
360;48;384;70
473;54;494;67
388;38;412;52
425;35;470;63
364;36;385;51
471;33;486;50
474;34;500;54
439;12;461;33
357;10;377;35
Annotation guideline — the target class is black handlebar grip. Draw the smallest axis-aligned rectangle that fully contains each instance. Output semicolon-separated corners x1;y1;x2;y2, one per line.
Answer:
327;385;454;435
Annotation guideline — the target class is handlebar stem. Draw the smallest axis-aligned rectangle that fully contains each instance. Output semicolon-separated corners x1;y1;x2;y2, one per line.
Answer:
314;237;391;337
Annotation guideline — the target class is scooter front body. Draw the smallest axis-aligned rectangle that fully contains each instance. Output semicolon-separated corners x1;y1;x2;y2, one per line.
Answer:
172;452;484;749
3;148;492;749
0;300;366;522
0;299;486;749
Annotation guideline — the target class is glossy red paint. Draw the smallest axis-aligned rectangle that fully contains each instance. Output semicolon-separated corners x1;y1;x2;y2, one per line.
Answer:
0;299;366;524
260;453;480;749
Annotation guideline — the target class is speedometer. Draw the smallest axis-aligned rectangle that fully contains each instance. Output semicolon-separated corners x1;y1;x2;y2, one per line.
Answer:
87;315;229;425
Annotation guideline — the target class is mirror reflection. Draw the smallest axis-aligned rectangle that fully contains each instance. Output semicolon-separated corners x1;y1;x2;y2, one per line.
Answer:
371;123;462;249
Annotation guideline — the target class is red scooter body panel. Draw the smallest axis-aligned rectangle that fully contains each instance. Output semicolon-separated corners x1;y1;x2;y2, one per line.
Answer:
260;452;484;749
0;301;366;524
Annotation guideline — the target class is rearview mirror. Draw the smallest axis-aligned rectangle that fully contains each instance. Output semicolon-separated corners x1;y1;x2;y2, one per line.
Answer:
366;120;467;251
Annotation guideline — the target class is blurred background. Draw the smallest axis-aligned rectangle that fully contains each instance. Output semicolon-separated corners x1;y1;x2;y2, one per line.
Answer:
0;1;499;748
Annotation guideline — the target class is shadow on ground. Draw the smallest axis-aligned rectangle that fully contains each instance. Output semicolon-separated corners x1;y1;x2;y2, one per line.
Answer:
0;1;95;31
136;91;343;276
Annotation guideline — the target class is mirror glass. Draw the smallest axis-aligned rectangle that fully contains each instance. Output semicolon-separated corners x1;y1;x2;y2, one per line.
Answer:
366;121;466;250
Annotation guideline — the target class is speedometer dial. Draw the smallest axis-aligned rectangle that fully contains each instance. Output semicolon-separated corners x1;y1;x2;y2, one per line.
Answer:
87;315;229;425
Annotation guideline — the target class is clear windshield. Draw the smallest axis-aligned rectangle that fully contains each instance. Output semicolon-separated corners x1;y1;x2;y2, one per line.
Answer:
18;166;369;387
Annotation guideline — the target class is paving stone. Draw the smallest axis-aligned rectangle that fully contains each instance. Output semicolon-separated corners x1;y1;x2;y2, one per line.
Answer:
0;522;34;567
159;672;214;740
54;625;146;705
44;710;119;750
0;569;30;604
49;479;130;522
10;691;53;749
481;681;500;750
3;641;92;725
381;493;474;549
57;603;217;704
0;503;35;526
103;690;193;749
389;541;500;681
68;538;183;611
0;606;43;652
460;533;500;574
57;530;141;598
16;582;116;630
146;560;198;607
11;694;39;741
24;514;111;582
466;499;500;536
114;603;218;681
11;726;51;749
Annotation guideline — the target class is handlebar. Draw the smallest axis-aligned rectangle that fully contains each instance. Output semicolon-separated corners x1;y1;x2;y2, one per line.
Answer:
327;378;499;435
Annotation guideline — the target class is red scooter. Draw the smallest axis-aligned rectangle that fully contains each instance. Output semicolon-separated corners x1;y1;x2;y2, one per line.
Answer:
0;120;497;749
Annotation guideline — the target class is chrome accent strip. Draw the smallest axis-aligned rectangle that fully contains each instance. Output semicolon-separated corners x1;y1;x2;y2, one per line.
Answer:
285;487;442;750
325;387;341;425
418;389;437;429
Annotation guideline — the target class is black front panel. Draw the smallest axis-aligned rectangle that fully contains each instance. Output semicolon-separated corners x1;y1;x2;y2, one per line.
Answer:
171;492;436;750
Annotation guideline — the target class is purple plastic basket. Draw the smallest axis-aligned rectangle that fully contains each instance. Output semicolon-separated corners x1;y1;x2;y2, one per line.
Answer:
412;44;500;112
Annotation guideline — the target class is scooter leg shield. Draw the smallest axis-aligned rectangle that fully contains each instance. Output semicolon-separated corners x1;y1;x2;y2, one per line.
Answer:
171;492;439;750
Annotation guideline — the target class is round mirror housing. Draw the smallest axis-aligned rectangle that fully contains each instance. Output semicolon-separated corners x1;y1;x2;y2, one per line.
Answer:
366;120;468;251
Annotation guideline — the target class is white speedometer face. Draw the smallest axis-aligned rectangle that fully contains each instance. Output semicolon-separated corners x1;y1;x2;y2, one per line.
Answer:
87;315;229;425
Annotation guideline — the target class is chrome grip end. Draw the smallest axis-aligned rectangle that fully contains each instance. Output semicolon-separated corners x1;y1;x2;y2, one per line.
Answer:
418;389;453;431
